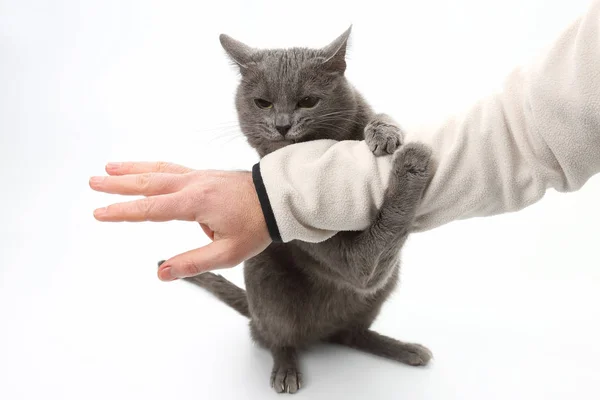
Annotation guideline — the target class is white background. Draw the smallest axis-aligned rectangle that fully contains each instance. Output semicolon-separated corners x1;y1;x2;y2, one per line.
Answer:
1;0;599;399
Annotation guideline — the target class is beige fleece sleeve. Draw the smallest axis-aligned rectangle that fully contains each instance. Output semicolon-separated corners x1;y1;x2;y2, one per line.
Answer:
254;0;600;243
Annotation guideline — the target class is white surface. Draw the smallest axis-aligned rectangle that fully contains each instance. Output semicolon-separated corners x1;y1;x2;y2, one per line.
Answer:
1;0;599;399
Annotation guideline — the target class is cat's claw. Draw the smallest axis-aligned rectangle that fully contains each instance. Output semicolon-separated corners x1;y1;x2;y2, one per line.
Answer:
364;121;404;156
270;367;302;394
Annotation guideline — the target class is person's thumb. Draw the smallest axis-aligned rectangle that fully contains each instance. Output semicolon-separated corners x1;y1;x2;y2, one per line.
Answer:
157;239;241;281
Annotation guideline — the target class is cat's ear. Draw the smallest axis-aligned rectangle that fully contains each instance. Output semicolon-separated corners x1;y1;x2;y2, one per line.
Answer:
219;34;255;70
321;25;352;74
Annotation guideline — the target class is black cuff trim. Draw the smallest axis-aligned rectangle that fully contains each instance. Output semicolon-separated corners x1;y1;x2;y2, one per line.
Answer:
252;163;282;242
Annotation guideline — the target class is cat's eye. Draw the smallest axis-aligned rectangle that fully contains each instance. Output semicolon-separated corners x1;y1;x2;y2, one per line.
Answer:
297;96;320;109
254;99;273;109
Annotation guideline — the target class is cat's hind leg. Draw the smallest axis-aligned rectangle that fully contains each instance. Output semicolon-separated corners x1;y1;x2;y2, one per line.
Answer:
328;329;432;366
270;346;302;394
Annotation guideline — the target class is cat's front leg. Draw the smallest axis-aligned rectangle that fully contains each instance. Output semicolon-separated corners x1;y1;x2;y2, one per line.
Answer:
270;347;302;394
364;113;405;156
297;143;432;291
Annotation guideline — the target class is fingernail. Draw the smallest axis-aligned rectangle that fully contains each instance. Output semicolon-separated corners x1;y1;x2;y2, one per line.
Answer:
106;162;122;171
158;266;177;282
93;208;107;218
89;176;103;186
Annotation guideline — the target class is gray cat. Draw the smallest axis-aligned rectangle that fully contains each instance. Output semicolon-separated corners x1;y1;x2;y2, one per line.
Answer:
164;27;433;394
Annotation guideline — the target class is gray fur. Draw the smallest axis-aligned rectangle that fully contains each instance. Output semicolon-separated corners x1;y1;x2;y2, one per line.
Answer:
182;28;433;393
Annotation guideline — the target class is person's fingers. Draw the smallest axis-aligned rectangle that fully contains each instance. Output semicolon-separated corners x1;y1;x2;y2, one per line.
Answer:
89;173;187;196
157;240;241;280
93;193;194;222
105;161;192;176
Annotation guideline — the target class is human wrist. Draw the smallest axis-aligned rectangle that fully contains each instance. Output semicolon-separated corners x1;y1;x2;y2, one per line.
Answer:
251;163;282;242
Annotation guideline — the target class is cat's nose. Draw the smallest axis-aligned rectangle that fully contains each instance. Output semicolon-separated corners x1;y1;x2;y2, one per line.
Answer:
275;124;292;136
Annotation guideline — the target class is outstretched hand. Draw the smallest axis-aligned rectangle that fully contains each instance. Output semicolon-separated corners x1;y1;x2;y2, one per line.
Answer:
89;162;271;281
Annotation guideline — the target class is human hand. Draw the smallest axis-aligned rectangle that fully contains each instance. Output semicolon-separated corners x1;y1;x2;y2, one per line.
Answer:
89;162;271;281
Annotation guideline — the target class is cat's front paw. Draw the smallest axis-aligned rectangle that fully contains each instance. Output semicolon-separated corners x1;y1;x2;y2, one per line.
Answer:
393;142;432;179
271;366;302;394
364;121;404;156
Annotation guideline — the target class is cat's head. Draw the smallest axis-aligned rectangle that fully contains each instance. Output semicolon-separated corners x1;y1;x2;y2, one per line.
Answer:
220;27;360;156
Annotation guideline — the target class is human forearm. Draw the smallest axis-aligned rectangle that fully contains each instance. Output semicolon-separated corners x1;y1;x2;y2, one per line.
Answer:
253;0;600;242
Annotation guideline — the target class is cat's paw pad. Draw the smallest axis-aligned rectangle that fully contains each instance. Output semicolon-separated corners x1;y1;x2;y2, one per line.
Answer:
270;367;303;394
364;121;404;156
394;142;432;176
401;343;433;366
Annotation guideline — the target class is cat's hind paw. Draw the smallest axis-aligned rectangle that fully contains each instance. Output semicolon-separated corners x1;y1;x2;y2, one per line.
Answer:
399;342;433;366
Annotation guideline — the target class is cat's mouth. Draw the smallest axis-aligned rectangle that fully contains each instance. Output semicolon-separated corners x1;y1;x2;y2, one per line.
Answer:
271;138;296;145
266;125;309;145
269;132;300;144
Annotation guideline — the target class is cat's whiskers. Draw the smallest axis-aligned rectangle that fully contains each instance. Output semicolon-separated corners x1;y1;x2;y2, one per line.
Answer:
198;123;263;146
311;123;354;136
318;107;360;114
312;122;349;130
218;134;247;147
316;109;361;118
317;116;363;125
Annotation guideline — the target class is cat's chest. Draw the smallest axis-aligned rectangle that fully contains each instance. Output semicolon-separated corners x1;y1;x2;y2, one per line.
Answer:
246;243;369;304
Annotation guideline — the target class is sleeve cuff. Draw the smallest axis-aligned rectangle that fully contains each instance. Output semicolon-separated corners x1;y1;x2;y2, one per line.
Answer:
252;163;282;242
